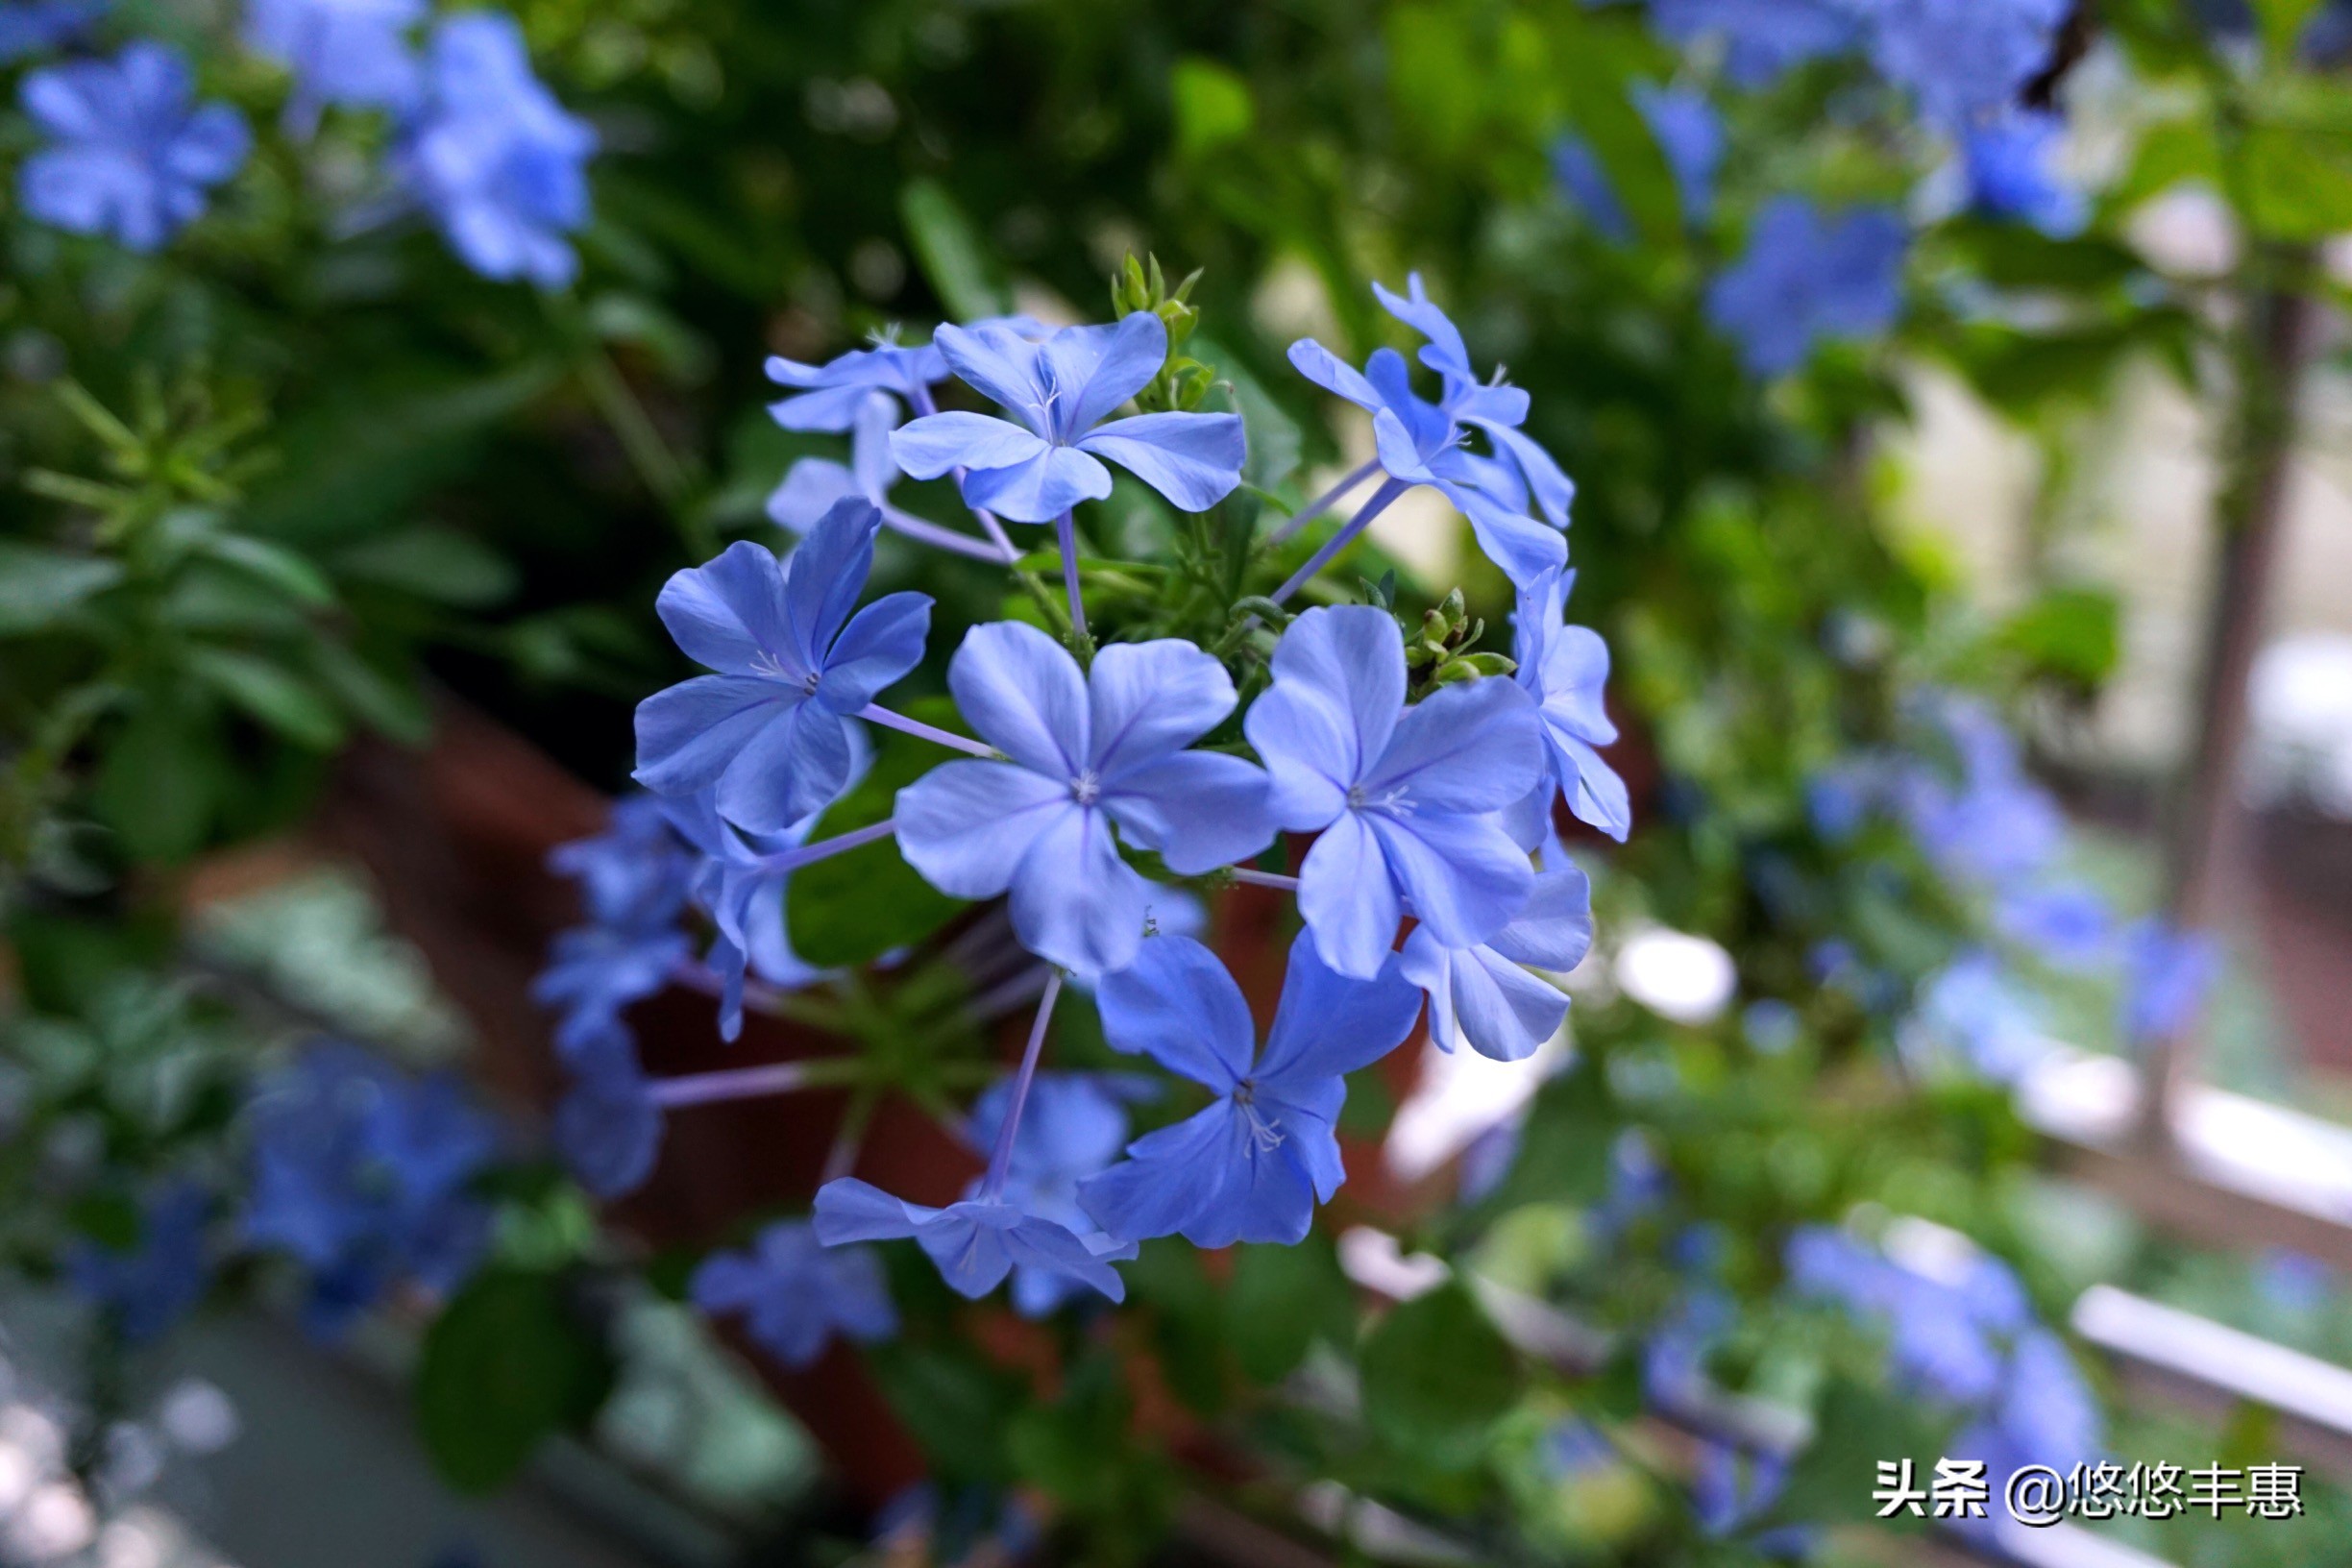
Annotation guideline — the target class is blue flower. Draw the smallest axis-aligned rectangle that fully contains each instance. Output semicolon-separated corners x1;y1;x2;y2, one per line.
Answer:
1805;761;1881;843
1864;0;2069;132
634;500;931;833
962;1073;1147;1315
1705;198;1908;378
18;42;251;253
1894;697;2062;889
66;1181;213;1344
551;1030;662;1198
1634;85;1725;226
1787;1225;2037;1407
896;622;1274;975
397;12;595;287
658;788;831;1040
1245;605;1544;979
534;923;690;1055
767;333;949;432
1962;109;2086;236
770;391;903;534
1401;864;1593;1062
890;312;1246;522
691;1219;898;1367
1507;567;1631;844
550;794;697;934
1996;881;2111;969
246;0;424;130
1550;134;1633;243
242;1043;500;1335
814;1178;1130;1304
1908;951;2046;1083
0;1;101;63
1649;0;1862;87
2118;918;2218;1046
536;800;695;1053
1078;931;1422;1246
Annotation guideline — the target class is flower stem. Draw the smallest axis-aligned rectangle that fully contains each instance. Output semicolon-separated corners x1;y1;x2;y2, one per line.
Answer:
859;704;999;759
1270;478;1410;606
759;817;896;874
881;505;1006;562
823;1086;880;1185
1229;868;1300;892
1055;509;1094;665
1265;458;1383;548
980;970;1065;1202
649;1059;850;1108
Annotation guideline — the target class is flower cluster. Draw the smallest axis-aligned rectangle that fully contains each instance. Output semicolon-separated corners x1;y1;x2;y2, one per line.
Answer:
548;273;1624;1320
12;3;594;281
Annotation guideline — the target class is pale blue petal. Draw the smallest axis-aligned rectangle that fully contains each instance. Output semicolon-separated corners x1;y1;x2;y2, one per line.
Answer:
1079;411;1246;513
715;699;854;833
1057;312;1167;432
1538;625;1619;743
1180;1113;1326;1247
778;500;883;671
1078;1105;1237;1243
767;381;878;432
1007;804;1150;975
1369;810;1533;952
849;391;901;501
945;620;1089;775
1242;682;1355;830
767;456;860;533
1373;272;1474;381
1086;639;1237;778
894;761;1071;898
1365;675;1544;814
1004;1214;1128;1301
1094;934;1254;1090
1483;422;1576;528
1258;932;1423;1085
1250;604;1406;809
1298;811;1404;980
812;1177;933;1243
655;540;793;676
888;411;1047;479
1286;338;1386;413
914;1205;1017;1298
1406;928;1565;1063
931;322;1050;429
1485;865;1595;971
1452;484;1569;586
1554;733;1632;843
816;590;931;713
960;444;1114;523
633;676;796;797
1102;751;1274;874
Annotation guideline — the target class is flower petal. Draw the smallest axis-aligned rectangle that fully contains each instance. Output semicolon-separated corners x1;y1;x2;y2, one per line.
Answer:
894;760;1071;899
1286;337;1386;413
946;620;1089;775
812;1177;935;1244
1007;804;1151;975
1094;934;1255;1090
1054;312;1167;432
1485;864;1596;971
888;410;1047;479
1552;732;1632;843
1079;411;1246;513
1538;624;1619;744
779;499;885;671
655;539;793;676
1297;810;1404;980
1366;675;1544;815
1373;272;1475;382
1078;1105;1237;1243
1102;751;1274;874
1087;639;1237;778
932;322;1050;429
959;444;1114;523
1245;604;1406;823
1369;810;1533;952
816;590;931;713
1258;931;1423;1084
633;675;796;797
715;698;855;833
767;456;860;533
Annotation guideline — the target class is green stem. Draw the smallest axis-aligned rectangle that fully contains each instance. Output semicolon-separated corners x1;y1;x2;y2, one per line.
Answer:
576;345;714;560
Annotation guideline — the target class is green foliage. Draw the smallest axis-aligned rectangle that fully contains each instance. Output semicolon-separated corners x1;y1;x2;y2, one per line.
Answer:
1227;1233;1358;1384
415;1269;616;1495
1359;1282;1519;1469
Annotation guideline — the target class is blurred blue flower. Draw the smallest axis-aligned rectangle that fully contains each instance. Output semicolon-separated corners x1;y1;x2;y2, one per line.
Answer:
1402;864;1593;1062
242;1042;499;1335
1649;0;1862;87
551;1025;662;1198
1742;998;1803;1054
2256;1250;2333;1315
2118;918;2219;1046
397;12;595;286
769;391;903;534
1996;881;2112;969
1246;606;1545;979
1909;951;2046;1083
1079;931;1421;1246
659;788;831;1041
1895;696;2063;890
19;42;251;253
0;0;102;62
245;0;424;130
1963;110;2086;237
66;1182;212;1344
1693;1441;1801;1548
897;622;1273;975
1805;762;1881;843
815;1178;1130;1303
692;1220;898;1366
1550;134;1632;242
1705;198;1907;377
1634;84;1724;225
1644;1287;1732;1405
890;312;1245;522
768;332;949;432
550;794;697;935
1865;0;2069;131
1507;567;1632;844
963;1073;1148;1315
634;501;930;833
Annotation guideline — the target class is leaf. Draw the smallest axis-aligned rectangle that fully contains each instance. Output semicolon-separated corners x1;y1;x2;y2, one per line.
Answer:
1997;585;2119;686
786;698;969;967
1359;1282;1518;1467
1758;1375;1950;1532
1480;1064;1616;1211
415;1270;614;1495
92;697;220;863
1172;58;1255;159
310;640;433;745
2243;114;2352;241
900;180;1010;321
187;647;346;750
198;532;337;608
0;543;124;635
867;1341;1024;1484
331;525;519;608
1196;334;1299;493
1227;1234;1357;1384
2253;0;2327;61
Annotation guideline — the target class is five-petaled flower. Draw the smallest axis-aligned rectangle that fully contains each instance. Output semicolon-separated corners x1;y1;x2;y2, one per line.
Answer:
895;621;1274;975
814;1179;1132;1303
890;311;1246;523
1704;198;1908;379
1401;863;1594;1063
19;41;252;253
1244;605;1544;979
1078;932;1421;1246
245;0;424;131
635;498;930;834
692;1220;898;1366
767;332;952;432
1507;567;1631;845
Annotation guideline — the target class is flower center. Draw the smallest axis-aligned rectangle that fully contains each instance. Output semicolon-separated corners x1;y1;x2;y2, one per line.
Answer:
1232;1082;1285;1149
1347;782;1409;816
1070;771;1102;806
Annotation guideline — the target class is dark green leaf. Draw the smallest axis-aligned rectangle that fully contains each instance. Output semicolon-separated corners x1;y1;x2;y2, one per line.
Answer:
1359;1282;1518;1467
786;698;968;966
310;641;433;745
198;533;336;608
415;1270;615;1495
867;1341;1024;1484
900;180;1009;320
187;647;346;749
1227;1234;1357;1384
93;698;220;863
331;525;519;608
1759;1375;1950;1532
0;543;124;635
1997;585;2120;686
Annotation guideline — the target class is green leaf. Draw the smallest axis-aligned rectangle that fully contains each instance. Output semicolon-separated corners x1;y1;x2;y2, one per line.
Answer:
786;698;968;967
900;180;1010;321
1997;585;2120;686
331;525;518;608
1172;58;1255;159
310;640;433;745
2243;112;2352;241
2253;0;2326;61
1480;1064;1616;1211
415;1270;614;1495
1196;334;1299;494
0;543;124;635
867;1341;1024;1484
1759;1375;1950;1531
1359;1282;1518;1467
198;533;336;608
187;647;347;749
92;697;220;863
1227;1234;1357;1384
